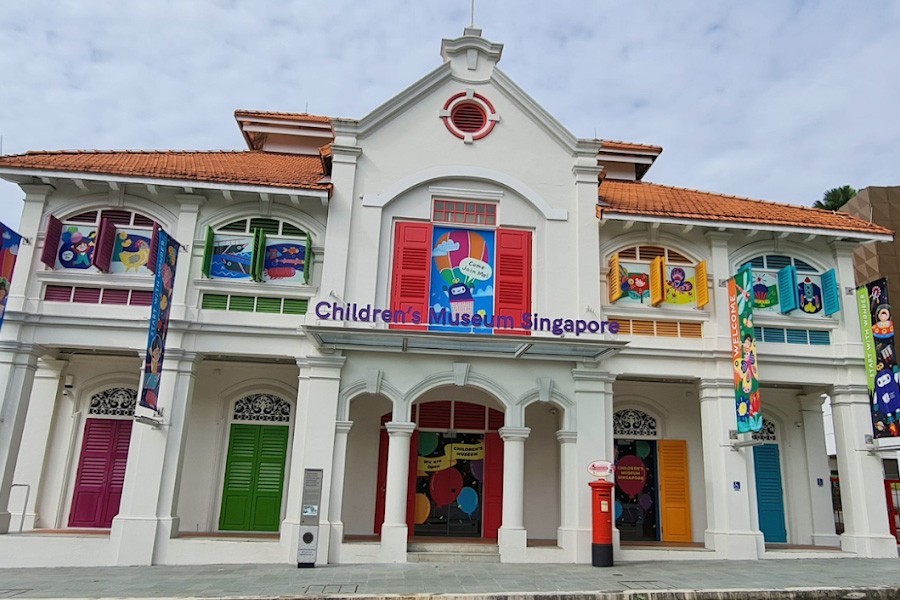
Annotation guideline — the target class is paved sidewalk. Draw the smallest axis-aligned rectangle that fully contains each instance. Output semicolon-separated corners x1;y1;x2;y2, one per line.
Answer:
2;558;900;599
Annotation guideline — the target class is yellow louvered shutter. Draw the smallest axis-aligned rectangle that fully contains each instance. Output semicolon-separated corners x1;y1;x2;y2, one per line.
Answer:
650;256;666;306
608;253;622;303
695;260;709;309
658;439;692;543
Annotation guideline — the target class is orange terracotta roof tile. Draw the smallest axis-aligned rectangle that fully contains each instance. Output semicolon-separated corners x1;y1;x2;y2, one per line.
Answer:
0;150;330;191
234;109;332;124
598;180;892;236
599;140;663;154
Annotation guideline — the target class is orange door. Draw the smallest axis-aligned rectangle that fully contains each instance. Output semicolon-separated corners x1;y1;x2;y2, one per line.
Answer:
657;439;692;542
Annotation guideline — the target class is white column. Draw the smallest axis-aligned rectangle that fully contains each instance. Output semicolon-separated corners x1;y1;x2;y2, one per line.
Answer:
168;194;204;322
498;426;529;562
110;350;201;565
570;367;615;563
0;342;43;534
327;420;352;564
5;184;53;316
9;357;67;530
379;421;415;563
698;378;763;559
556;430;577;554
798;393;840;547
281;356;345;565
830;384;897;557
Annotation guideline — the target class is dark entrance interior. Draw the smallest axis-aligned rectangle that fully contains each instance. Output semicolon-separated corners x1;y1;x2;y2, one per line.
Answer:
614;438;659;542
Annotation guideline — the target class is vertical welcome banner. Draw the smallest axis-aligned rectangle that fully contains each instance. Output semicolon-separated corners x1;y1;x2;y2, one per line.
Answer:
728;265;762;433
0;222;23;331
139;229;179;412
858;278;900;438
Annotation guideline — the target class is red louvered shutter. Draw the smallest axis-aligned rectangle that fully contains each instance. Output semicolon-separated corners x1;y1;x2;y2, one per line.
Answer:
390;221;432;331
41;215;63;268
91;218;117;272
69;418;132;528
147;223;160;274
494;229;532;335
483;431;503;538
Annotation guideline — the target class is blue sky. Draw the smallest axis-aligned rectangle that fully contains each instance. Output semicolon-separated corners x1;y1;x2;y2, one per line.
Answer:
1;1;899;229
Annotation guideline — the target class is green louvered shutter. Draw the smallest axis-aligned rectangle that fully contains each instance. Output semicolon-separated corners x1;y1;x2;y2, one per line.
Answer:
251;229;266;282
822;268;841;316
303;235;312;284
777;265;798;314
201;226;215;278
251;425;289;531
219;424;258;531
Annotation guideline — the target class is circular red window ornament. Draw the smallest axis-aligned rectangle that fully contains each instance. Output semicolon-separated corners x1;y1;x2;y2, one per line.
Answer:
441;92;498;142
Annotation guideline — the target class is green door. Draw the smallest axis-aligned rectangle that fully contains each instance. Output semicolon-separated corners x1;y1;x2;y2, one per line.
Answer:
219;424;289;532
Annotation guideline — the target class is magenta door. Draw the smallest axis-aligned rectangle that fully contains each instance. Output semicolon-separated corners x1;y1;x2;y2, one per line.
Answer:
69;418;132;528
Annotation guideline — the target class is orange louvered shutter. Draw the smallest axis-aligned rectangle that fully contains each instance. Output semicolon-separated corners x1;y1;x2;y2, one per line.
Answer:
650;256;666;306
695;260;709;309
658;439;692;543
608;253;622;303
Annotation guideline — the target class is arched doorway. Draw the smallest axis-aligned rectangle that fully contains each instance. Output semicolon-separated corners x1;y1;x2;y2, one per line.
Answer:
374;399;504;539
218;393;292;532
69;387;136;528
752;418;787;543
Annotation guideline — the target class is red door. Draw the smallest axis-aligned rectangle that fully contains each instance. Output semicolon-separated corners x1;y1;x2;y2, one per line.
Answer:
483;431;504;538
69;418;133;528
885;479;900;542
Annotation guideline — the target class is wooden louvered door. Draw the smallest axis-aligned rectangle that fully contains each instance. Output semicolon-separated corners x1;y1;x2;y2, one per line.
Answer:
219;424;289;532
657;439;692;543
69;418;133;528
753;444;787;543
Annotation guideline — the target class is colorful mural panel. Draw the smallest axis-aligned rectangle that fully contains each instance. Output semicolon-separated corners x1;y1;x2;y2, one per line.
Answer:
209;234;253;279
618;262;651;304
429;226;495;333
614;439;658;542
665;265;696;305
0;222;22;331
56;225;96;269
858;278;900;438
110;229;152;274
729;266;763;433
414;432;483;536
263;239;306;283
140;230;179;412
797;274;823;315
751;271;779;312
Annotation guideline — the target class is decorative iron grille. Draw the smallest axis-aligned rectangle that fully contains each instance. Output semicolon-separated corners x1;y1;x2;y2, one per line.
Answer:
752;418;777;441
233;393;291;423
88;387;137;417
613;408;658;438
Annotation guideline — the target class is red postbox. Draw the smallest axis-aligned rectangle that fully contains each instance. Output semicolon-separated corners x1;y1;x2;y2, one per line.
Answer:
589;479;615;567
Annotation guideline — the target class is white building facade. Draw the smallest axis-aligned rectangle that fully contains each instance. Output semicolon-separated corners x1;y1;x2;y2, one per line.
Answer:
0;29;896;567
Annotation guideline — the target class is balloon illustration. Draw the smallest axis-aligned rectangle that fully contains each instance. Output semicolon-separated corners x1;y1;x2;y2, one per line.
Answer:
457;486;478;516
638;493;653;511
470;459;484;482
614;500;623;520
429;467;463;506
615;454;647;498
636;440;651;459
432;231;492;317
419;432;439;456
414;493;431;525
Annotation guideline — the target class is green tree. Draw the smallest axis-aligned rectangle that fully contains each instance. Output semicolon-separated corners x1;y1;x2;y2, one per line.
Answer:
813;185;857;210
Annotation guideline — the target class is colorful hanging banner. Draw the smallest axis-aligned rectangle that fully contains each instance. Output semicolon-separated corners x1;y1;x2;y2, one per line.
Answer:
139;229;179;412
0;222;23;331
858;278;900;438
728;265;762;433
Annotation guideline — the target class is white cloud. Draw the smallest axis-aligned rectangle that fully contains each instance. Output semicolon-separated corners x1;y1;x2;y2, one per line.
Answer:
1;1;899;229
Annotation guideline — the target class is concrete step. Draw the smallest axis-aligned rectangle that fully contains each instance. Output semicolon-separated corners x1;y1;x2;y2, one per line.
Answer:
407;542;500;563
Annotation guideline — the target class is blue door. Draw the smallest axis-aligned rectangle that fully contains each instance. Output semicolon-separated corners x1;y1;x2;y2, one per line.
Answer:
753;444;787;543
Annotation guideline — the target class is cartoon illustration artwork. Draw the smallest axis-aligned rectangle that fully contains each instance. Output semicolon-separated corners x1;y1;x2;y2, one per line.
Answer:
429;227;495;333
665;266;696;304
752;271;779;310
57;227;96;269
730;267;762;433
112;230;153;274
873;304;894;339
263;241;306;282
874;363;900;415
140;229;179;412
797;276;823;314
210;235;253;279
619;263;650;303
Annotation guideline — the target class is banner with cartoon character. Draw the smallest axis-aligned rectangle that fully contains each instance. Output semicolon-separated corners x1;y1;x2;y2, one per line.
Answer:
858;278;900;438
139;229;179;412
0;222;22;331
728;265;763;433
429;226;495;333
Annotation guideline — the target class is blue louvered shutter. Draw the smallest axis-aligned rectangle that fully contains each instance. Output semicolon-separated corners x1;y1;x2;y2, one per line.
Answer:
778;265;798;314
822;268;841;316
